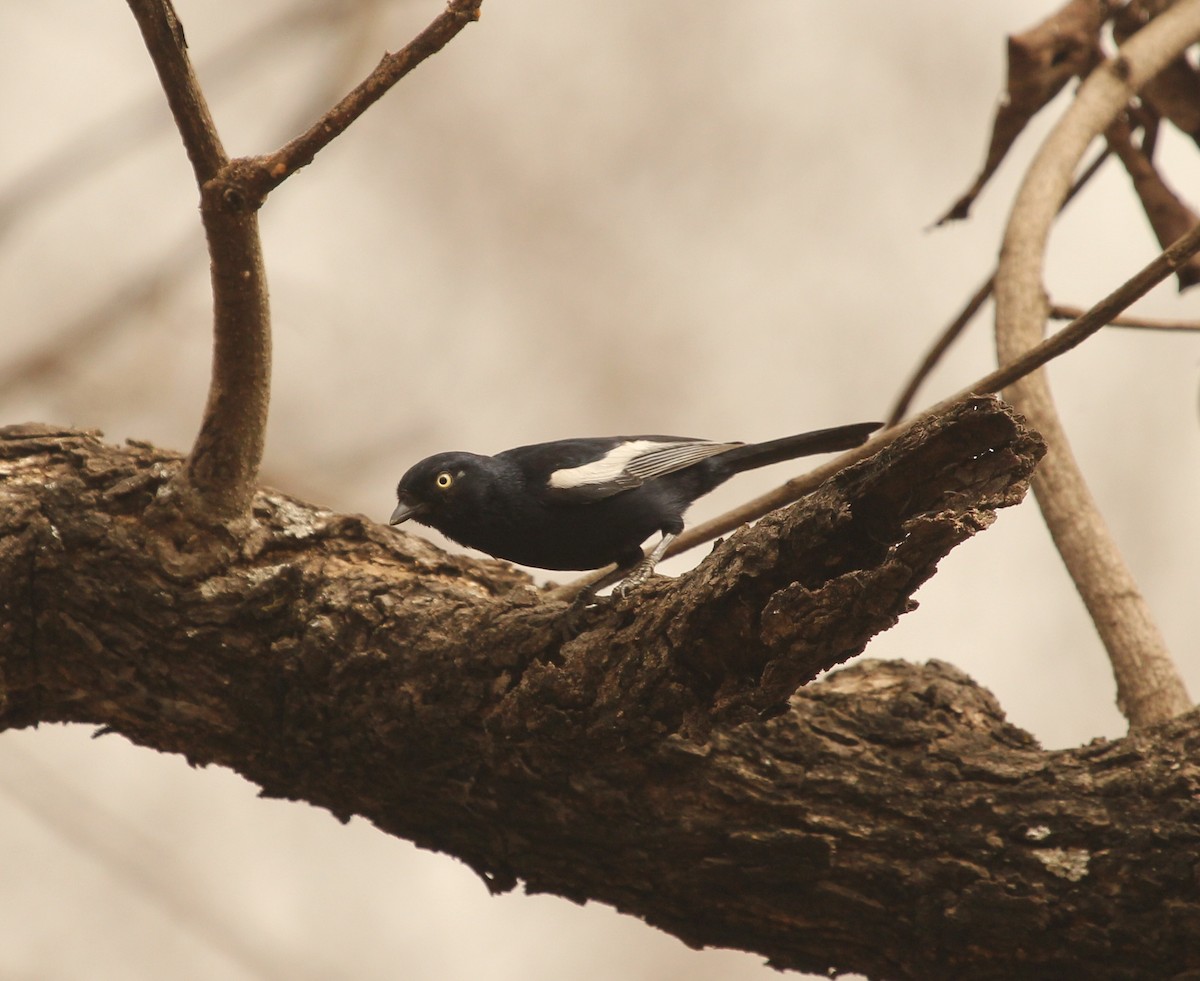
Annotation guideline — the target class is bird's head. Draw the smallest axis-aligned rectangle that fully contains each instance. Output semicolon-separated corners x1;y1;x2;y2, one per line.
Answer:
390;451;486;528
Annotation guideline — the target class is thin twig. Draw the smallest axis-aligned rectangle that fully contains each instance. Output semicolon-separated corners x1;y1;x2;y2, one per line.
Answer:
237;0;482;199
993;0;1200;727
552;219;1200;601
1049;304;1200;330
887;149;1112;427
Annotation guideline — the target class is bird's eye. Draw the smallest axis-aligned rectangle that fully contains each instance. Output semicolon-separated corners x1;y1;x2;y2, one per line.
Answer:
435;471;454;490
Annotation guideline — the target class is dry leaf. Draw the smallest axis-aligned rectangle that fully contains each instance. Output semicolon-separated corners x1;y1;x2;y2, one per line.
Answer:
1106;115;1200;290
937;0;1106;224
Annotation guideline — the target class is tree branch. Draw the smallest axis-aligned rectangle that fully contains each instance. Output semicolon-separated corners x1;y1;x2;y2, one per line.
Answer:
123;0;482;524
1049;303;1200;330
125;0;226;182
236;0;483;198
125;0;268;523
5;405;1200;978
557;216;1200;602
0;396;1041;732
993;0;1199;727
888;147;1111;427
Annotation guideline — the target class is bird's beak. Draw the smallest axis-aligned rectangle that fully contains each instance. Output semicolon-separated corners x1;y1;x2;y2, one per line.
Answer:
389;497;426;525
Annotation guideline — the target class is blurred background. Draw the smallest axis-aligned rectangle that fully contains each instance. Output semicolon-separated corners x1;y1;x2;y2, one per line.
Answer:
2;1;1198;978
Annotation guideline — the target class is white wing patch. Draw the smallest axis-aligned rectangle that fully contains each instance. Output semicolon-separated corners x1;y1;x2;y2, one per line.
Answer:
548;439;742;500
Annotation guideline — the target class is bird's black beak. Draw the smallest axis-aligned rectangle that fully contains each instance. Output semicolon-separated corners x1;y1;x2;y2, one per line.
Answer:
389;496;426;525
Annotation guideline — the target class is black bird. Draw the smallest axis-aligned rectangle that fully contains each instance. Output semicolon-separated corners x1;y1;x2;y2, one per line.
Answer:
393;419;883;587
390;422;880;592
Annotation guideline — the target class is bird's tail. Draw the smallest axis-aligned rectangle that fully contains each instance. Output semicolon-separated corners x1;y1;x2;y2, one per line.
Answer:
718;421;881;474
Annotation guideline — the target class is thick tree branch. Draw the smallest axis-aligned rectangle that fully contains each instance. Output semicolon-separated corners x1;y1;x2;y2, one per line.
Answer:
4;404;1200;977
0;400;1086;979
993;0;1199;727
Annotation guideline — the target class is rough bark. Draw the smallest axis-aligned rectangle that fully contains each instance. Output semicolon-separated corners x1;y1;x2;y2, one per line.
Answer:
5;397;1198;979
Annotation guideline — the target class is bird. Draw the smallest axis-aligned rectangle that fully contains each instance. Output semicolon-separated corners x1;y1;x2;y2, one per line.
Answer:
389;421;881;594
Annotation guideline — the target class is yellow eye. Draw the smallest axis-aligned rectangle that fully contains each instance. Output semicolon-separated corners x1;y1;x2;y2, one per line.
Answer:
435;471;454;490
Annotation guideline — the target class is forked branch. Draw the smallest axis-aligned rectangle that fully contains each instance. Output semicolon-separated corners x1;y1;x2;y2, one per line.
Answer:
125;0;482;523
240;0;483;197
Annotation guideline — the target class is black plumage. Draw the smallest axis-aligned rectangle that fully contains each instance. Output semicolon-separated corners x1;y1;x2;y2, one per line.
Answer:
390;422;880;585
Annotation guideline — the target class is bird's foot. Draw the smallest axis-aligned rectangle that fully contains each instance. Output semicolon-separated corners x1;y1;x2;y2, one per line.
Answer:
611;531;674;598
611;561;655;598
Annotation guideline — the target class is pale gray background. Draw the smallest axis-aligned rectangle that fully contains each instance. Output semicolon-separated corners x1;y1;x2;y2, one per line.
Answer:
2;1;1198;978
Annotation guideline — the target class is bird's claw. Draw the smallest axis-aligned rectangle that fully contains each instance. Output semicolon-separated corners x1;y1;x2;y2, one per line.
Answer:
611;564;654;598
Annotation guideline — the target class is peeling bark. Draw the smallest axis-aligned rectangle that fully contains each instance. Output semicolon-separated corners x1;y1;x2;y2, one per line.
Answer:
12;399;1197;979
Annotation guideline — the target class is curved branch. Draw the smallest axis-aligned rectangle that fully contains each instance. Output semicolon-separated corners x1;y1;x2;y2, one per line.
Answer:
993;0;1199;727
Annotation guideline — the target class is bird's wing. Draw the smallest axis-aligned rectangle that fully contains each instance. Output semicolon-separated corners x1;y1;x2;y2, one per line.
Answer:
546;438;742;501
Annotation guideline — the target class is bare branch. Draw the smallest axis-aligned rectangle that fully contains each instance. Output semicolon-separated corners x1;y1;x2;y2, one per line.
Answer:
124;0;268;523
556;218;1200;602
890;148;1111;427
122;0;483;522
238;0;482;199
125;0;227;183
993;0;1200;727
1049;303;1200;330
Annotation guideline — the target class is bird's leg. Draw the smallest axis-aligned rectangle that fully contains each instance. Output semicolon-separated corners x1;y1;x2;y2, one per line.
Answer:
612;532;675;597
557;532;676;638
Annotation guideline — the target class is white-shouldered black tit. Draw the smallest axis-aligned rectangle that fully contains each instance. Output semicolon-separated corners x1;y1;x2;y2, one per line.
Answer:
390;422;880;592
